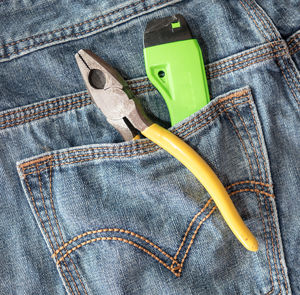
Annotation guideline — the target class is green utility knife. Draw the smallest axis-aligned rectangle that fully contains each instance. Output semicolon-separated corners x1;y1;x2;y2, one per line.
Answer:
143;14;210;125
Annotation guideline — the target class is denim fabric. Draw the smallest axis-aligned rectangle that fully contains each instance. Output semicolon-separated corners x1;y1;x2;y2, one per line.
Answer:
0;0;299;294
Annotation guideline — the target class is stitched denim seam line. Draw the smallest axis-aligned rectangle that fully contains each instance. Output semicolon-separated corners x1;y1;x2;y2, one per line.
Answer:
19;92;250;172
233;105;265;183
0;0;146;49
208;47;284;75
288;41;299;53
0;101;93;130
239;0;270;42
247;99;288;293
0;85;151;123
0;0;177;59
291;46;300;55
245;0;280;42
276;57;300;105
284;54;300;88
48;160;88;295
0;97;90;125
36;166;81;295
287;32;300;45
52;186;274;260
248;103;270;183
267;195;289;292
20;101;251;176
236;105;287;294
22;174;76;295
207;41;280;70
224;105;274;294
209;51;286;80
55;203;217;277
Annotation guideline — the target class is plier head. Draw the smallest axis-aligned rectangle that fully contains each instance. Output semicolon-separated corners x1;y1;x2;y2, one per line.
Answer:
75;49;150;140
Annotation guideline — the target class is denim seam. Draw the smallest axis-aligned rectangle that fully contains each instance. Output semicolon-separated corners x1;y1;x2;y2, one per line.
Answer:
48;159;89;295
0;46;286;130
36;165;81;295
208;46;284;76
51;184;274;257
22;172;76;295
239;0;270;42
52;187;275;273
0;1;147;49
20;101;251;175
53;203;217;277
276;57;300;105
224;104;275;294
245;0;281;42
0;0;180;60
209;51;286;80
247;102;289;293
19;94;251;173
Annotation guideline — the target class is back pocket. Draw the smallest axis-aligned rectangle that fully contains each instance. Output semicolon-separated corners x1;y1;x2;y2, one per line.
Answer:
17;87;282;295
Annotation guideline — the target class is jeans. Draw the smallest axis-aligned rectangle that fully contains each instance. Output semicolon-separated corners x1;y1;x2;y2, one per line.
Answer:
0;0;299;294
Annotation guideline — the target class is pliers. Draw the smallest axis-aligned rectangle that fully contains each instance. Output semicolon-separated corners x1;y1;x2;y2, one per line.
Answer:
75;49;258;252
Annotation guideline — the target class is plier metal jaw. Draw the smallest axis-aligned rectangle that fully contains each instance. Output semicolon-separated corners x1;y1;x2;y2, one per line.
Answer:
75;49;151;141
75;49;259;252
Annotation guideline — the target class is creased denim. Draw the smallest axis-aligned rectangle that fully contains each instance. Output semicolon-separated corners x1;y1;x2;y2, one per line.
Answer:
0;0;299;294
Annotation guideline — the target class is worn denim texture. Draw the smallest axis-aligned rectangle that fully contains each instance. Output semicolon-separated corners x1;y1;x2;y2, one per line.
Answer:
0;0;299;294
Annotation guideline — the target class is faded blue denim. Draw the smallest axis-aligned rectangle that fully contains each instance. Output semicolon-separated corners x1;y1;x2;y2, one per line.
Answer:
0;0;299;294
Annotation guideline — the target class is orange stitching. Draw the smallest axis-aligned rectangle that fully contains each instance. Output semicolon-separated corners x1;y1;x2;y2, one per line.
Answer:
0;101;92;130
23;173;76;295
263;189;282;294
0;92;88;118
223;105;255;177
288;42;299;53
248;103;270;182
287;32;300;45
234;106;263;183
239;0;270;42
50;161;88;294
130;84;154;91
0;0;174;58
56;237;181;277
238;97;280;295
1;97;90;125
20;94;250;172
175;92;249;133
19;155;53;169
52;228;176;262
209;42;279;69
208;48;282;75
276;58;300;104
226;180;272;190
175;100;251;139
23;176;55;252
171;198;212;268
127;78;149;84
246;109;275;295
0;0;146;49
229;189;274;198
21;100;251;176
36;165;81;295
59;264;75;295
68;259;88;295
244;0;278;41
178;206;217;273
267;197;289;293
283;54;300;90
291;46;300;55
209;51;286;79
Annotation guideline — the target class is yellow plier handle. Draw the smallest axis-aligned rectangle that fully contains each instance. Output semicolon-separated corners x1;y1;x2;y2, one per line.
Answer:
75;49;258;252
142;123;258;252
